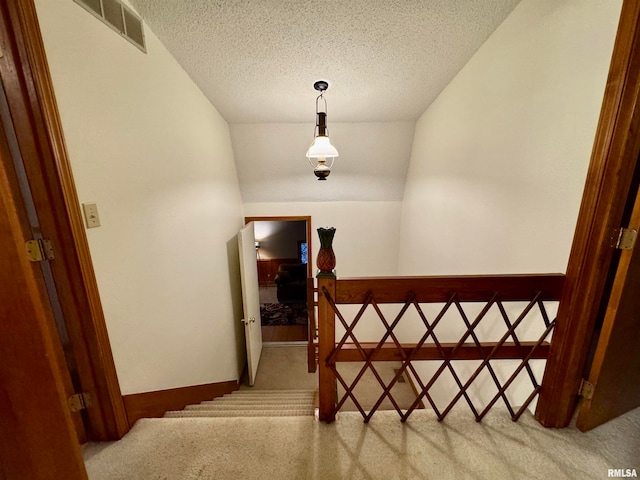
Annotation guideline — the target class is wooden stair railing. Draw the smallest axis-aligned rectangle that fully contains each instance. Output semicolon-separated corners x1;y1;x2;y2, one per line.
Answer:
316;274;564;423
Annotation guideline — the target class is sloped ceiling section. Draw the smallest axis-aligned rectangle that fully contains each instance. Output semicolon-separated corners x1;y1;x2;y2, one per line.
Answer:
231;122;415;202
127;0;521;201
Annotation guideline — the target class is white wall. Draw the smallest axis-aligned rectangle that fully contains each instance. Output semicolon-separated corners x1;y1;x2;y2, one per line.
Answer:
35;0;245;394
398;0;622;275
244;202;402;277
396;0;621;413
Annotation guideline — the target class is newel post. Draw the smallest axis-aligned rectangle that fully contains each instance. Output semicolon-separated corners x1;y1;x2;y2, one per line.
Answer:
317;227;336;422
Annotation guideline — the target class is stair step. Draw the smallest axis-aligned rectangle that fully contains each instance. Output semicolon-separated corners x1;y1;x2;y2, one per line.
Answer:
164;408;314;418
206;397;314;405
213;393;314;401
233;389;316;395
198;402;314;408
210;395;314;400
186;402;313;411
227;393;315;398
163;389;318;419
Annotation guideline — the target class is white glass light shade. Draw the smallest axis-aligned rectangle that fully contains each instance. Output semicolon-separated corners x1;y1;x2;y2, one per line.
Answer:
306;135;339;159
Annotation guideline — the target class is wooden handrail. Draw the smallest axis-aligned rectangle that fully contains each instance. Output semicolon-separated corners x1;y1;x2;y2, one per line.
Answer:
334;274;565;303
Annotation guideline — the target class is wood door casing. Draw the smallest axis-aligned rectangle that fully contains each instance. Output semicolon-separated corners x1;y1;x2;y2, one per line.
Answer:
245;216;314;362
576;183;640;431
0;0;128;440
0;97;87;479
0;73;87;443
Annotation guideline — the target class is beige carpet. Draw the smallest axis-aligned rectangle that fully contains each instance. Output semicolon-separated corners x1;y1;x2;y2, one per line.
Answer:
84;345;639;478
240;345;317;391
241;345;421;412
83;407;640;479
335;362;423;412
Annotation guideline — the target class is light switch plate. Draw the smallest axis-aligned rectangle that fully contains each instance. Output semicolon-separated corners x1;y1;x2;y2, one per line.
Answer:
82;203;101;228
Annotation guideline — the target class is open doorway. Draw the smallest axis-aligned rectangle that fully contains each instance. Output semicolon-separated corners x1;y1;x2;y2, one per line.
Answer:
245;216;312;343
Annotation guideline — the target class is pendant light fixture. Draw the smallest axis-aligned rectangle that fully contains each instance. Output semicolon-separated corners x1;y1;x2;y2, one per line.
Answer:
306;80;339;180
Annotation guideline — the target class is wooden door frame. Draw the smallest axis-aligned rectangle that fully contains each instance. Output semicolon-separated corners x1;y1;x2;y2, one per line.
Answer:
575;181;640;431
245;215;315;360
0;74;88;480
536;0;640;427
0;0;128;440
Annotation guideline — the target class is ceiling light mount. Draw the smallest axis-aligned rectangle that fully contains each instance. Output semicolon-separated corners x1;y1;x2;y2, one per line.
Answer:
313;80;329;92
306;80;338;181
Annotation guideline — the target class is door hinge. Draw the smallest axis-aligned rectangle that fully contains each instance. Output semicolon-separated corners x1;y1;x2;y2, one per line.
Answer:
68;392;93;412
613;227;637;250
578;379;595;400
25;239;55;262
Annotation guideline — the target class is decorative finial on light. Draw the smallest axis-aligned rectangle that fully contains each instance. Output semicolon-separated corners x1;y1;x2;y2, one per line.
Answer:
306;80;339;180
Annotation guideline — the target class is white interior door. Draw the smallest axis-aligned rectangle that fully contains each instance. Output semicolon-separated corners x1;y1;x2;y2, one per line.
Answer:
238;222;262;386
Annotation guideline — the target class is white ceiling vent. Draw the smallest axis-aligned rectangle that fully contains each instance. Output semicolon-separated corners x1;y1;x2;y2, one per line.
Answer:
74;0;146;53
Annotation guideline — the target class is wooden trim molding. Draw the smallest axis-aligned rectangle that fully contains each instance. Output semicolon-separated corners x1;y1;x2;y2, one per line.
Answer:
536;0;640;427
335;274;564;303
0;98;87;478
123;381;238;425
4;0;129;439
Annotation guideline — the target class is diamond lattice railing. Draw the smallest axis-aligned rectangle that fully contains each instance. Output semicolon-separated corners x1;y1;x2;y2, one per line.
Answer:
316;275;563;423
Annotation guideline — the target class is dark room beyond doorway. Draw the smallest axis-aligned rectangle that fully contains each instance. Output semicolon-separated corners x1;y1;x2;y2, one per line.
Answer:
250;218;311;343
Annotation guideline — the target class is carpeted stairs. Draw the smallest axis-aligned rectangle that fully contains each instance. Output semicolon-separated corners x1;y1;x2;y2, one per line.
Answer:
163;390;317;418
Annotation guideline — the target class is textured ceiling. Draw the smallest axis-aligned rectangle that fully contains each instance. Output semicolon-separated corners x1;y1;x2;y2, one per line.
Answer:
127;0;522;201
127;0;521;123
